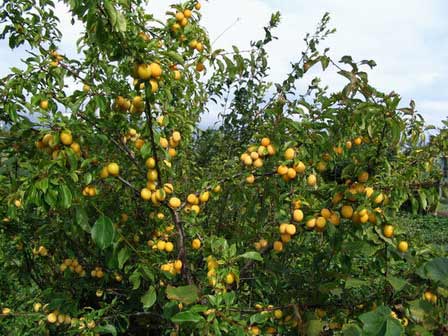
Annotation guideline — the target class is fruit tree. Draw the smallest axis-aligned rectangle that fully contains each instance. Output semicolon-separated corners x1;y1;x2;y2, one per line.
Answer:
0;1;447;335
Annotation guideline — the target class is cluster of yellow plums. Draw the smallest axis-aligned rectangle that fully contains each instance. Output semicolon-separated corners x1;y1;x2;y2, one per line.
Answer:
90;266;105;279
240;137;276;171
160;259;183;275
35;130;82;159
32;245;48;257
59;258;86;277
82;185;97;197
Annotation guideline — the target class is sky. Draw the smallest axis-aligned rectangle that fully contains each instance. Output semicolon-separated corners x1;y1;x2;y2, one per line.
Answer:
1;0;447;128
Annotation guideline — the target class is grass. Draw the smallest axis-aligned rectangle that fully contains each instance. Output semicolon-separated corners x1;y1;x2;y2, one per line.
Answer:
400;212;448;250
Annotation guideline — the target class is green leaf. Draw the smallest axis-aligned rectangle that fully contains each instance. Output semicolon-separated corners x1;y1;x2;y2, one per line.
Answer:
407;299;433;323
238;251;263;261
171;311;204;323
91;216;115;249
417;257;448;286
166;285;199;305
386;276;408;292
129;270;141;290
117;247;131;269
58;184;72;209
342;323;363;336
141;286;157;309
359;305;404;336
345;278;369;289
115;12;127;32
94;324;117;335
306;320;324;336
75;206;91;232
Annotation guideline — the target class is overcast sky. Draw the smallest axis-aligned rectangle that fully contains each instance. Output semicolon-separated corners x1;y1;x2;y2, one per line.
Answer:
1;0;446;128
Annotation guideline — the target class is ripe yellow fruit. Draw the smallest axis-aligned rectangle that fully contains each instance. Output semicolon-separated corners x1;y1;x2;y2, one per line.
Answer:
273;241;283;252
317;161;327;172
294;161;306;173
274;309;283;319
199;191;210;203
147;169;158;182
172;131;181;143
307;174;317;186
225;273;235;285
14;199;22;208
70;142;81;154
341;205;354;219
249;326;260;335
157;240;166;251
146;157;156;169
286;224;296;235
354;137;362;145
423;291;433;302
107;163;119;176
321;208;331;219
2;307;11;315
192;238;201;250
149;62;162;78
191;204;200;214
306;218;316;229
281;233;291;242
47;312;57;323
365;187;374;198
261;137;270;146
168;148;177;157
358;171;369;183
83;84;90;92
287;168;297;179
334;146;343;155
165;242;174;252
279;223;288;234
213;185;222;193
196;62;205;72
175;11;185;21
243;155;253;166
267;144;276;155
246;174;255;184
374;193;384;204
329;213;340;225
397;241;408;253
173;70;181;80
284;148;295;160
249;151;258;161
158;137;168;149
189;39;198;49
346;140;352;149
187;194;199;205
150;80;159;93
293;209;304;222
195;2;201;10
39;99;49;110
383;225;394;238
316;216;326;230
136;63;152;80
180;17;188;27
183;9;192;18
169;197;181;208
33;302;42;312
253;158;263;168
174;259;183;271
277;165;288;175
60;131;73;145
141;188;151;200
259;239;268;248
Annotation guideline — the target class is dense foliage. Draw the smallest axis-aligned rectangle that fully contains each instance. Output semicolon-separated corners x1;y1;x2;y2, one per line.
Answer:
0;0;447;335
